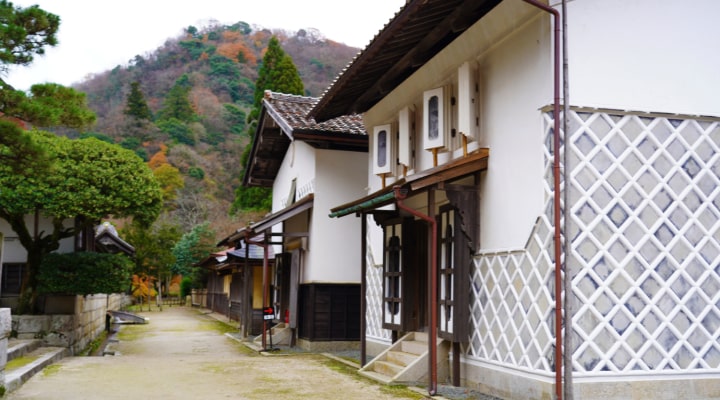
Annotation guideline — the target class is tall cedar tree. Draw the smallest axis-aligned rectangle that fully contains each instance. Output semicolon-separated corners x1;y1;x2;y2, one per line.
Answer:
124;81;152;121
158;74;195;122
231;36;303;214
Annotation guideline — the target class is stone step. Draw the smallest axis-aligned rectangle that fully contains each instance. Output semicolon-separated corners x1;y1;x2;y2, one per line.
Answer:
387;350;419;367
400;339;427;355
7;339;43;362
4;346;68;393
372;360;404;377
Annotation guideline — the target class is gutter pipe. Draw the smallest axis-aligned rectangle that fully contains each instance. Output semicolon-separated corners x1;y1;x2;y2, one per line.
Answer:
521;1;563;399
328;191;397;218
393;186;438;396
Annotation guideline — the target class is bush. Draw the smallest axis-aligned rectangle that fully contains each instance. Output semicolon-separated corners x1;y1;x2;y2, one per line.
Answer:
180;277;193;298
38;252;133;295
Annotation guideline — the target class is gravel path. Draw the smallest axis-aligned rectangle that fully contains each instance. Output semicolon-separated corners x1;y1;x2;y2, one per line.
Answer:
5;307;424;400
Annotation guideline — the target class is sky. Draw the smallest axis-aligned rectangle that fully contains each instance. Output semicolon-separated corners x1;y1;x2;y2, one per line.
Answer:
6;0;406;91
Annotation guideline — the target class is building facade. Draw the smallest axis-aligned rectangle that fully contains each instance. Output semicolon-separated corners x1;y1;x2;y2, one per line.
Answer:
314;0;720;398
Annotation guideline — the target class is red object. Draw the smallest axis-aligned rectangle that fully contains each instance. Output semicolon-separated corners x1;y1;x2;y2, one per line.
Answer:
284;309;289;324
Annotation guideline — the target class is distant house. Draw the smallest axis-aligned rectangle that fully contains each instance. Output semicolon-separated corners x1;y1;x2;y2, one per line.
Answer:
217;91;368;350
197;240;272;335
0;217;134;308
311;0;720;399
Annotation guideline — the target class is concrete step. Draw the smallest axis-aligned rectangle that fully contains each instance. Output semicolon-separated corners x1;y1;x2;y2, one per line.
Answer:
5;346;68;393
400;339;427;355
387;350;418;367
373;359;404;377
7;339;43;362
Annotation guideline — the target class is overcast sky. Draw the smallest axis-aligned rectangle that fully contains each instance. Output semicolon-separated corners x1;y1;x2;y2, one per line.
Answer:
6;0;406;91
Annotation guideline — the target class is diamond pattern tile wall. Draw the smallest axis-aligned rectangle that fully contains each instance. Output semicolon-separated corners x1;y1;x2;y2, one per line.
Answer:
364;217;392;343
565;110;720;375
465;109;720;380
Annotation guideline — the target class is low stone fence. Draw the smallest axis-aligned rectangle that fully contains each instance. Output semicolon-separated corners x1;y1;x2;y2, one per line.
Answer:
11;293;132;355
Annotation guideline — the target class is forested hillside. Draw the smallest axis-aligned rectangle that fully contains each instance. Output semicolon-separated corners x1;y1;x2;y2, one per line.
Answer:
71;22;360;238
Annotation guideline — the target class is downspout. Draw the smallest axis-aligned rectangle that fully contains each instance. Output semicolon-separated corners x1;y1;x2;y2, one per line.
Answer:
245;231;271;351
360;212;368;367
561;1;573;399
521;1;563;399
393;186;438;396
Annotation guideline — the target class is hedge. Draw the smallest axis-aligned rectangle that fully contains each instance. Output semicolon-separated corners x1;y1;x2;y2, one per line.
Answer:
38;252;133;295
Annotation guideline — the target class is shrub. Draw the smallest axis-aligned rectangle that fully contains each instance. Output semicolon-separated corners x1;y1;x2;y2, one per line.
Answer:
38;252;133;295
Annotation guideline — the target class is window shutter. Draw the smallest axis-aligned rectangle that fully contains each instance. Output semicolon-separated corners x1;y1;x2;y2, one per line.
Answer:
458;61;479;141
398;106;414;171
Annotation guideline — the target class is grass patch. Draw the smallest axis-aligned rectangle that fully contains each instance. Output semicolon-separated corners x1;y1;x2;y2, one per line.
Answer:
79;331;107;356
5;355;36;370
117;324;152;341
320;358;425;399
42;364;62;376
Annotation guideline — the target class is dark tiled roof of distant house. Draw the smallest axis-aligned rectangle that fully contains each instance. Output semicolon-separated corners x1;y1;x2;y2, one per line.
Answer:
243;91;368;187
265;92;366;135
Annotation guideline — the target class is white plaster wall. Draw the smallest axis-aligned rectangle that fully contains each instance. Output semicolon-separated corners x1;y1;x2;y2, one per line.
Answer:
0;216;75;263
305;149;366;283
273;141;317;211
271;140;317;256
568;0;720;116
363;2;550;251
477;14;550;251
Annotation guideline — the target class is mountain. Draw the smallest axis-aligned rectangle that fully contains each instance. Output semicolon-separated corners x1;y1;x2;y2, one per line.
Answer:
70;22;361;238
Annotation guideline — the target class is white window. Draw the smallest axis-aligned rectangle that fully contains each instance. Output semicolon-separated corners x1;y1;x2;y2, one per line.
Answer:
372;124;394;176
423;87;446;151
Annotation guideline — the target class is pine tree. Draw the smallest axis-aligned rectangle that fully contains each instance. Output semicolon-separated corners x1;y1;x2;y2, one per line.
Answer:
158;74;195;123
124;81;152;121
253;36;304;107
231;36;304;214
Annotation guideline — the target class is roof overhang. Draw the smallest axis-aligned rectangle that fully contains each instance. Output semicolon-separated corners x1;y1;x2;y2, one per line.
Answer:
217;194;314;247
330;149;488;218
309;0;502;122
95;231;135;256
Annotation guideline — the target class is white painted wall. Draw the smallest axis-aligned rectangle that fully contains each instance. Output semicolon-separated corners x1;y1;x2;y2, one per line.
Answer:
363;2;550;251
568;0;720;116
0;216;76;263
305;149;366;283
272;140;367;283
273;141;317;211
271;140;317;257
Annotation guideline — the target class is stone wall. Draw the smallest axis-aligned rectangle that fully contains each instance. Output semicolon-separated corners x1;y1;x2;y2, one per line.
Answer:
12;294;132;355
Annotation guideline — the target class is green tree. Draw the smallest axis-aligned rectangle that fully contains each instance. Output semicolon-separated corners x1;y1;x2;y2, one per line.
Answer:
252;36;304;108
0;119;48;175
158;74;195;122
0;1;59;73
153;162;185;203
124;81;152;121
121;221;181;294
232;36;303;214
171;222;216;287
0;133;163;312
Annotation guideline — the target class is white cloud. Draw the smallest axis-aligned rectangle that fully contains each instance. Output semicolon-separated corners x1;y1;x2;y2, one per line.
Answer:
5;0;404;90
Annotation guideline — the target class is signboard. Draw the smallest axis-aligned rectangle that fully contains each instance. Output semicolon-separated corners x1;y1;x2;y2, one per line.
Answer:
263;307;274;320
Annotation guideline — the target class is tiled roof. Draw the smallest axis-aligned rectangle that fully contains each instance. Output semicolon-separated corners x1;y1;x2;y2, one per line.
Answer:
243;92;368;187
264;91;366;136
309;0;502;121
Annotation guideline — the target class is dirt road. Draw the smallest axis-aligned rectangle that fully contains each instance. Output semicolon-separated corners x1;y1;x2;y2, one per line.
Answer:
6;307;425;400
